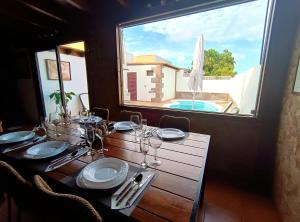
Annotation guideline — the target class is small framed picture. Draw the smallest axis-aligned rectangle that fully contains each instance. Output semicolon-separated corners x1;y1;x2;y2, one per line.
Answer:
46;59;71;81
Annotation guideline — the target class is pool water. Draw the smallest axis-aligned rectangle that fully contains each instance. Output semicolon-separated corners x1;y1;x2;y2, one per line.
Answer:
167;100;219;112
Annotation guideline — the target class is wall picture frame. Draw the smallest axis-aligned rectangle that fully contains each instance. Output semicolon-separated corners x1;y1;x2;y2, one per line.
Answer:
46;59;71;81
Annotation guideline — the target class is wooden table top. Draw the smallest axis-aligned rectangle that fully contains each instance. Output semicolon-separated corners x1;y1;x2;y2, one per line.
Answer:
0;124;210;222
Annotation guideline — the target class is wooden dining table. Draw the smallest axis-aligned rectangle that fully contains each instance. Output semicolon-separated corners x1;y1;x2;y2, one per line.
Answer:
0;122;210;222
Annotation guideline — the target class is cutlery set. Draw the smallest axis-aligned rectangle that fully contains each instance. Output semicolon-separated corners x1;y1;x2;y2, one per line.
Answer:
45;147;89;172
111;171;154;209
3;136;46;153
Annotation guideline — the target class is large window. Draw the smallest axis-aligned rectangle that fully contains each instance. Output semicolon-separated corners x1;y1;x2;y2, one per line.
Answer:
118;0;272;116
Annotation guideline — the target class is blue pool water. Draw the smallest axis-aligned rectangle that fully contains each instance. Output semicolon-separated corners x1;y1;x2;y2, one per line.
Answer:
167;100;219;112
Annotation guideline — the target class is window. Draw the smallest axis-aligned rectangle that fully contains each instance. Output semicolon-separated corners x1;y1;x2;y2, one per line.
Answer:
118;0;272;116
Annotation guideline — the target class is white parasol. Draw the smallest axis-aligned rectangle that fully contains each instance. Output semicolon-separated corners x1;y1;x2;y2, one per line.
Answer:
188;35;205;109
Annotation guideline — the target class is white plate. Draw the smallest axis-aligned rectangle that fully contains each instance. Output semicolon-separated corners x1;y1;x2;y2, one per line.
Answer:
77;158;129;189
157;128;185;140
23;141;69;159
72;116;102;124
114;121;137;131
0;131;35;144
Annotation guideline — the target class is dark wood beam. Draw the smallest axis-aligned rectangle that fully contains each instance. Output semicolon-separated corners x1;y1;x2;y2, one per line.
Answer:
17;0;68;23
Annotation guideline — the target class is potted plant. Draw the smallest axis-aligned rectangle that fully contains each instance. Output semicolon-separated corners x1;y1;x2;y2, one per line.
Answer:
49;90;76;121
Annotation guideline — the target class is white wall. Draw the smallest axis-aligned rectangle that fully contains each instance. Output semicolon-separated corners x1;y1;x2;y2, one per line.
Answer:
36;51;89;118
233;65;261;114
176;65;261;114
124;65;156;101
162;66;176;101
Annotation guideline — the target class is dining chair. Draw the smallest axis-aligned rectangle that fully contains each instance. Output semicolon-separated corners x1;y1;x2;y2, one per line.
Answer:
79;93;89;112
0;161;34;222
92;107;110;121
159;115;190;132
33;175;102;222
119;110;142;121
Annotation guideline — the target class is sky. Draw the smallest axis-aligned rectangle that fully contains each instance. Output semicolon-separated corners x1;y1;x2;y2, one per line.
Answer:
123;0;269;73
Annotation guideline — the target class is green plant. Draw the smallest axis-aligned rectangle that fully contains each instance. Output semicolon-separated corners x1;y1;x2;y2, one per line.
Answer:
49;90;76;112
203;49;236;77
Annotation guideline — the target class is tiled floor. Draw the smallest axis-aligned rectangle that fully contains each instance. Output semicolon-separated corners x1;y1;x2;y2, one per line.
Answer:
0;179;281;222
203;179;282;222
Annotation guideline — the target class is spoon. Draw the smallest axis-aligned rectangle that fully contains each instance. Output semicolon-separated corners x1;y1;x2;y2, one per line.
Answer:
116;174;143;206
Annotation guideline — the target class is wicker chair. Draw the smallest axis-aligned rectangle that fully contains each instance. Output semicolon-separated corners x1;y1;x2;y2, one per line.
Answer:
159;115;190;132
92;107;110;121
119;110;142;121
0;161;34;222
33;175;102;222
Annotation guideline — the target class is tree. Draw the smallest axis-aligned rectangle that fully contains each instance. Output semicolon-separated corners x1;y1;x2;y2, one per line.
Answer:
203;49;236;77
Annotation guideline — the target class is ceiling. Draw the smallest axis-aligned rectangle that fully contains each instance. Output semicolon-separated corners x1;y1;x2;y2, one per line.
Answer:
0;0;109;43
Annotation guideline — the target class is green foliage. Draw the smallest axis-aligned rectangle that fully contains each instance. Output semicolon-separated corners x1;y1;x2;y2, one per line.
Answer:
203;49;236;77
49;90;76;106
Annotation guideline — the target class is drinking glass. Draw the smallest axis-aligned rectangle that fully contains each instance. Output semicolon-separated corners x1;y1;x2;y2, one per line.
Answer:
130;115;140;141
140;137;149;168
149;137;162;166
79;110;88;122
140;119;147;132
86;127;95;156
49;113;61;137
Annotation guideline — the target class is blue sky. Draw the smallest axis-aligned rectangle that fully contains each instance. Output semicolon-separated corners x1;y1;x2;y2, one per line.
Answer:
123;0;268;73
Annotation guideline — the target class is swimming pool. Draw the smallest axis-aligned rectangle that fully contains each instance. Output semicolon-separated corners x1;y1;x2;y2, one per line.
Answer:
165;100;220;112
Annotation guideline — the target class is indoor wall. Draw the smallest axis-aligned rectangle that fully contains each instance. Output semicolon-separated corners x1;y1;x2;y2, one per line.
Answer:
274;24;300;222
84;0;300;195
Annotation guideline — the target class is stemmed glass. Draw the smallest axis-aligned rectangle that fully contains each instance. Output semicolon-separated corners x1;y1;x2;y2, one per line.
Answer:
140;137;149;168
49;113;61;137
79;110;88;122
86;127;95;156
140;119;147;134
149;137;162;166
130;115;140;141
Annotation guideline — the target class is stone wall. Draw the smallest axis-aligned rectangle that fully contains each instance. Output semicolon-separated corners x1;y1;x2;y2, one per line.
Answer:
274;27;300;222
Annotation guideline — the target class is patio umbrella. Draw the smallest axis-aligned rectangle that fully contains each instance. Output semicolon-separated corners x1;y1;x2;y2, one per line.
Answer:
188;34;205;109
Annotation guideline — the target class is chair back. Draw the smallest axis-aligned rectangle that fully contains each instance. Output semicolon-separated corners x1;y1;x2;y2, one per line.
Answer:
33;175;102;222
0;161;33;209
119;110;142;121
159;115;190;132
79;93;90;111
93;107;109;121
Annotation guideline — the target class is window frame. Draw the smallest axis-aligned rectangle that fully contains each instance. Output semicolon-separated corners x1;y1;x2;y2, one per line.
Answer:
116;0;275;118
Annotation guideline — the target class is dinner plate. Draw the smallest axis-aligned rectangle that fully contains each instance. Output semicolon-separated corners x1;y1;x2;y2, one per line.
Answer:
77;157;129;189
114;121;137;131
23;141;69;159
0;131;35;145
157;128;185;140
72;116;102;124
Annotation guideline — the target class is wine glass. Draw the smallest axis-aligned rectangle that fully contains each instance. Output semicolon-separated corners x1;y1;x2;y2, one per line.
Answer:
130;115;140;141
86;127;95;156
149;137;162;166
49;113;61;137
140;119;147;132
140;137;149;168
79;110;88;122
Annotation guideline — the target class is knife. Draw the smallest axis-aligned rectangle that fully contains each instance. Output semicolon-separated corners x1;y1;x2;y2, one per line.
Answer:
126;174;152;205
3;136;46;153
45;147;89;172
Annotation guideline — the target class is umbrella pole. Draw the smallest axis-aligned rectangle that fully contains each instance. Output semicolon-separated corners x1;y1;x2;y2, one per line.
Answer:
192;91;196;110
